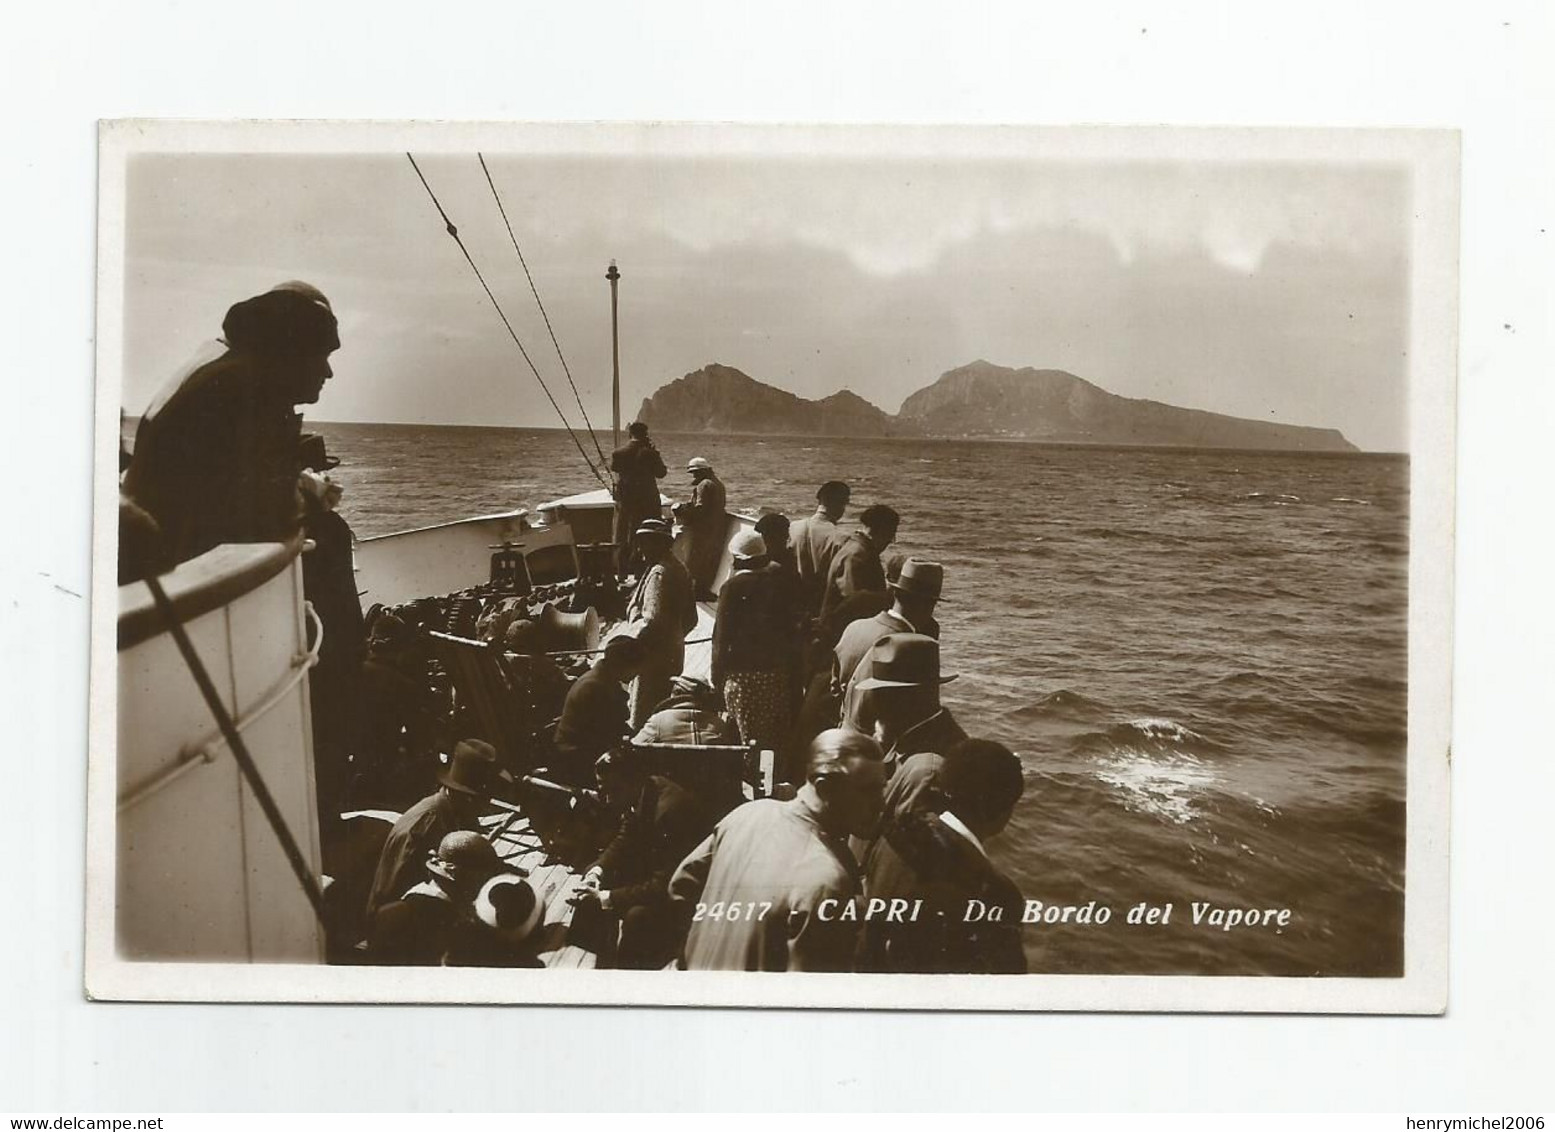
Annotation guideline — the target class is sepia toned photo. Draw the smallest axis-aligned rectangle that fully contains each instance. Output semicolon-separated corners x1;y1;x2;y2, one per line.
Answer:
86;121;1455;1011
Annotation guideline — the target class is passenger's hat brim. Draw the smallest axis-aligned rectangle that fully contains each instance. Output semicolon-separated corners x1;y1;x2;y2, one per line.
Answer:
854;672;958;692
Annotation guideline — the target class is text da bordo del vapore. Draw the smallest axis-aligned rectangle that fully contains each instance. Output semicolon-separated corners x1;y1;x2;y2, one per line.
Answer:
814;898;1295;932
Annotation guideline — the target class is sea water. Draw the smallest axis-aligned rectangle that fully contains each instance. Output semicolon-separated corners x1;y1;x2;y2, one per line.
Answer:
319;422;1408;977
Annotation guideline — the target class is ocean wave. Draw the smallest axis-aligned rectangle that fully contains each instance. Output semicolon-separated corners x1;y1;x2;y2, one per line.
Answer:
1214;690;1407;750
1242;492;1302;503
1330;497;1372;505
1069;715;1224;760
1007;688;1110;722
1092;746;1220;825
1121;716;1207;744
1075;526;1194;546
1200;584;1258;600
1212;670;1283;688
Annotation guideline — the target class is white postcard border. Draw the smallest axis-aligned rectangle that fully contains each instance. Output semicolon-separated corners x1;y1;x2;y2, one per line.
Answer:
85;119;1457;1013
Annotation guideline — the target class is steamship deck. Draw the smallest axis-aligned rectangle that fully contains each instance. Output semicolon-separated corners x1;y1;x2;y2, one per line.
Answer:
469;597;721;971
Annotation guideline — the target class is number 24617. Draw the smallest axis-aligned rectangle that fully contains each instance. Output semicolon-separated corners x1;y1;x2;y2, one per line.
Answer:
692;901;773;922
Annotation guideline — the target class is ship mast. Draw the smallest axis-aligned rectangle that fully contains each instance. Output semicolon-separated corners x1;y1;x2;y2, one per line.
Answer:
607;259;621;450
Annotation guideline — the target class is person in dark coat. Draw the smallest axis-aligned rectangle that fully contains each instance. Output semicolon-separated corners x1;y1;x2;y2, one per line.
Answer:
623;520;697;729
552;634;647;781
790;555;912;765
355;612;439;806
833;557;945;694
298;465;367;831
367;830;510;966
845;635;968;866
791;585;891;774
117;495;170;586
818;503;898;627
362;739;510;921
609;421;668;568
788;481;850;616
754;512;797;581
753;511;805;692
569;749;728;969
673;456;729;600
123;281;341;565
712;531;799;754
858;739;1028;974
630;676;741;747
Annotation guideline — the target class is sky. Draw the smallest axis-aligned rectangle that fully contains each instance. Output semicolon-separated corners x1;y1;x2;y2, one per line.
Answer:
120;148;1412;451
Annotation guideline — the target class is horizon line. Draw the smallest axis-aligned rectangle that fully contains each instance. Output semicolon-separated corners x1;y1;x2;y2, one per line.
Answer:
299;418;1403;456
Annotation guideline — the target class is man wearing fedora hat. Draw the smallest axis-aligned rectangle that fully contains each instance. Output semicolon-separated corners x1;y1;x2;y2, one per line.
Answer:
844;634;969;868
671;457;729;600
363;739;511;921
833;557;945;698
845;633;967;759
624;519;697;730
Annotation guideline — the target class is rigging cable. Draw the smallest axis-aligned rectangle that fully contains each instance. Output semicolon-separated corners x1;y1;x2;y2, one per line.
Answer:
405;153;607;486
478;152;611;473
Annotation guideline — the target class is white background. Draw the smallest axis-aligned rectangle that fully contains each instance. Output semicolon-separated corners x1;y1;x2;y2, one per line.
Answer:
3;0;1552;1113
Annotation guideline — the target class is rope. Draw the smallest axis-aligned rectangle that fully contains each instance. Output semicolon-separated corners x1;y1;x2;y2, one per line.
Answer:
143;573;329;930
478;153;611;472
405;153;607;487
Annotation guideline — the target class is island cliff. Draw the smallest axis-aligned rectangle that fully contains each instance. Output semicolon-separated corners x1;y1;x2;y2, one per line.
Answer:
897;361;1358;451
636;363;899;437
637;360;1358;452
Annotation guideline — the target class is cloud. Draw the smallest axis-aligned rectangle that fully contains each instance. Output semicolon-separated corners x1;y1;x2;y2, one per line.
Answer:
119;151;1410;450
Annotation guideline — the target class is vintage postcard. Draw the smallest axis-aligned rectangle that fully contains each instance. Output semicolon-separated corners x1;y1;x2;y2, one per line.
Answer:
86;120;1455;1011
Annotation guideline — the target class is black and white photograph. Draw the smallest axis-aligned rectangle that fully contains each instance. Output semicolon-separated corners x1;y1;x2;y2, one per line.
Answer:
86;121;1454;1012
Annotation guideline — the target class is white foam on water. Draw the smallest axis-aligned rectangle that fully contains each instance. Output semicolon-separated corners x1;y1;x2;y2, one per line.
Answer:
1125;716;1205;743
1094;746;1219;825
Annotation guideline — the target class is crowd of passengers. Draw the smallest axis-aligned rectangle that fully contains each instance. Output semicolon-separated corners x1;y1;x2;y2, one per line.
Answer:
118;282;1031;975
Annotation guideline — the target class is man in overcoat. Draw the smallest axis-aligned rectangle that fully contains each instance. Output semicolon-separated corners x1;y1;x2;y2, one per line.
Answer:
788;480;850;614
609;421;668;569
624;519;697;729
124;281;340;564
818;503;899;626
668;729;887;972
363;740;510;921
858;738;1028;974
673;456;729;600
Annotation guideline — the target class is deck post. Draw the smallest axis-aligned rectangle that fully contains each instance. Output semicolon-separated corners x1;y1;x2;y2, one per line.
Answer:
607;259;621;450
